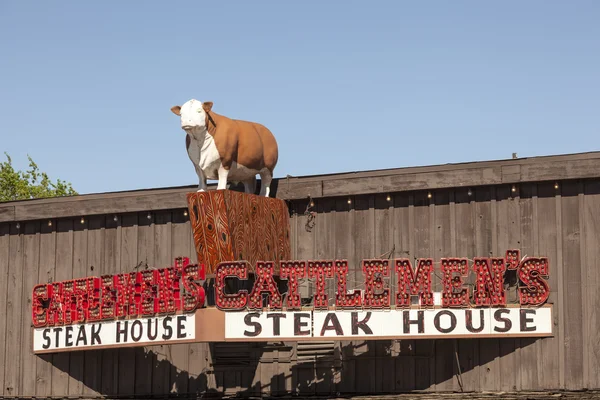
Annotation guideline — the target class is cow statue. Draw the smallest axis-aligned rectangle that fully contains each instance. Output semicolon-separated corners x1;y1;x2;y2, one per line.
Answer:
171;99;279;197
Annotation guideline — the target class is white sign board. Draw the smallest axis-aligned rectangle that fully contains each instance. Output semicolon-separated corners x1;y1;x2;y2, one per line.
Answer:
224;307;553;340
33;314;196;353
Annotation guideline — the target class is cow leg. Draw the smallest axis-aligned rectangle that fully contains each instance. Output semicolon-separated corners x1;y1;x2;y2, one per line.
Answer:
195;166;207;192
259;170;272;197
217;165;229;190
243;176;257;195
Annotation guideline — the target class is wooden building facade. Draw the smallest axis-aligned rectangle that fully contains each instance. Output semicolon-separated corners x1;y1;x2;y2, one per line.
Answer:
0;151;599;398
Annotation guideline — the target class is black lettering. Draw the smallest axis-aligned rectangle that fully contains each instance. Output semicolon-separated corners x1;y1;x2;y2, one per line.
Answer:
294;313;311;336
53;327;63;348
520;309;536;332
177;316;186;339
434;310;457;334
42;329;51;349
466;310;485;333
494;309;512;332
267;313;286;336
131;320;143;342
76;326;88;346
351;312;373;335
162;317;173;339
91;324;102;345
403;310;424;334
320;313;344;336
147;318;158;340
244;313;262;337
65;326;74;347
116;321;128;343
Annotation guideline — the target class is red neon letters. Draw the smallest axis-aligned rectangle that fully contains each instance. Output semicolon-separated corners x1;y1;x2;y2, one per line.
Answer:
32;249;551;327
32;257;206;328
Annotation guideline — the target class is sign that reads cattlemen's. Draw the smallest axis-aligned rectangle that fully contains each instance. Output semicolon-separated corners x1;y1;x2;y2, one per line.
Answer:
31;249;553;353
217;249;553;340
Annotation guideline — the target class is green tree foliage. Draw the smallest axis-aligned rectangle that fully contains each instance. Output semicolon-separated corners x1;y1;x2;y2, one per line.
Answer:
0;153;78;202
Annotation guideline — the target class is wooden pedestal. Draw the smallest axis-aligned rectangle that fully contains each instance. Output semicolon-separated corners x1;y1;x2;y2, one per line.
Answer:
187;190;291;275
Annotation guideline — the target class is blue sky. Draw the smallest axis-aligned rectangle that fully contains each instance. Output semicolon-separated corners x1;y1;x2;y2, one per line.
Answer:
1;1;599;195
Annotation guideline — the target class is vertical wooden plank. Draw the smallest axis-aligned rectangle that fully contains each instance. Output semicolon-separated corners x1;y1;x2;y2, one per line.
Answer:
82;216;104;396
100;215;120;395
334;197;355;395
373;194;394;394
67;218;88;396
393;193;416;392
432;191;454;392
555;183;566;388
51;219;73;397
583;181;600;389
135;211;154;396
315;198;335;301
171;210;190;395
476;187;499;391
3;223;23;397
314;197;335;396
454;188;479;392
578;185;589;389
535;183;561;389
20;222;40;396
293;200;316;394
561;182;584;390
518;184;539;390
494;185;519;392
0;223;9;397
152;210;173;395
353;195;376;393
118;213;138;396
35;221;56;396
413;192;432;390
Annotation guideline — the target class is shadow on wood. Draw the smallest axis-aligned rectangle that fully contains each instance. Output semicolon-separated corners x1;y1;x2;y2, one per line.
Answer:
41;336;541;398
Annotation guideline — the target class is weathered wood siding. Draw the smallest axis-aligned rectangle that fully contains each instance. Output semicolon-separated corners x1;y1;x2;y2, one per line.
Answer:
1;153;599;398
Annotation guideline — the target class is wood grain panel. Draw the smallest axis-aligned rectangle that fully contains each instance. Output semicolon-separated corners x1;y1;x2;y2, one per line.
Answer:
410;192;432;391
35;221;57;396
152;210;173;395
20;222;40;396
51;219;73;396
583;182;600;388
0;223;10;396
171;211;190;395
100;216;120;395
134;212;154;396
453;189;479;392
67;220;88;396
334;197;356;395
432;192;455;392
82;216;103;397
476;188;499;391
392;193;416;392
560;182;584;389
4;223;24;397
117;213;137;396
518;184;540;390
535;183;561;388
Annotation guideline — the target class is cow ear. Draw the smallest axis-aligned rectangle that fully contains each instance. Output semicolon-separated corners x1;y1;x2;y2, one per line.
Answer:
170;106;181;116
202;102;213;112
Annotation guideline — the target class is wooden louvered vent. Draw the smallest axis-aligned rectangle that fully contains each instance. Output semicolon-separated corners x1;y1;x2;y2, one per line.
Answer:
211;342;255;367
296;341;338;364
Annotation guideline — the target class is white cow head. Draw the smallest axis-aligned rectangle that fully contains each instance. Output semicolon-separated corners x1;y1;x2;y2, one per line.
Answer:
170;99;214;134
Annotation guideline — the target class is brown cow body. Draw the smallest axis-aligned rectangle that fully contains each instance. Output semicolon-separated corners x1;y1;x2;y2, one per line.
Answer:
171;99;278;197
